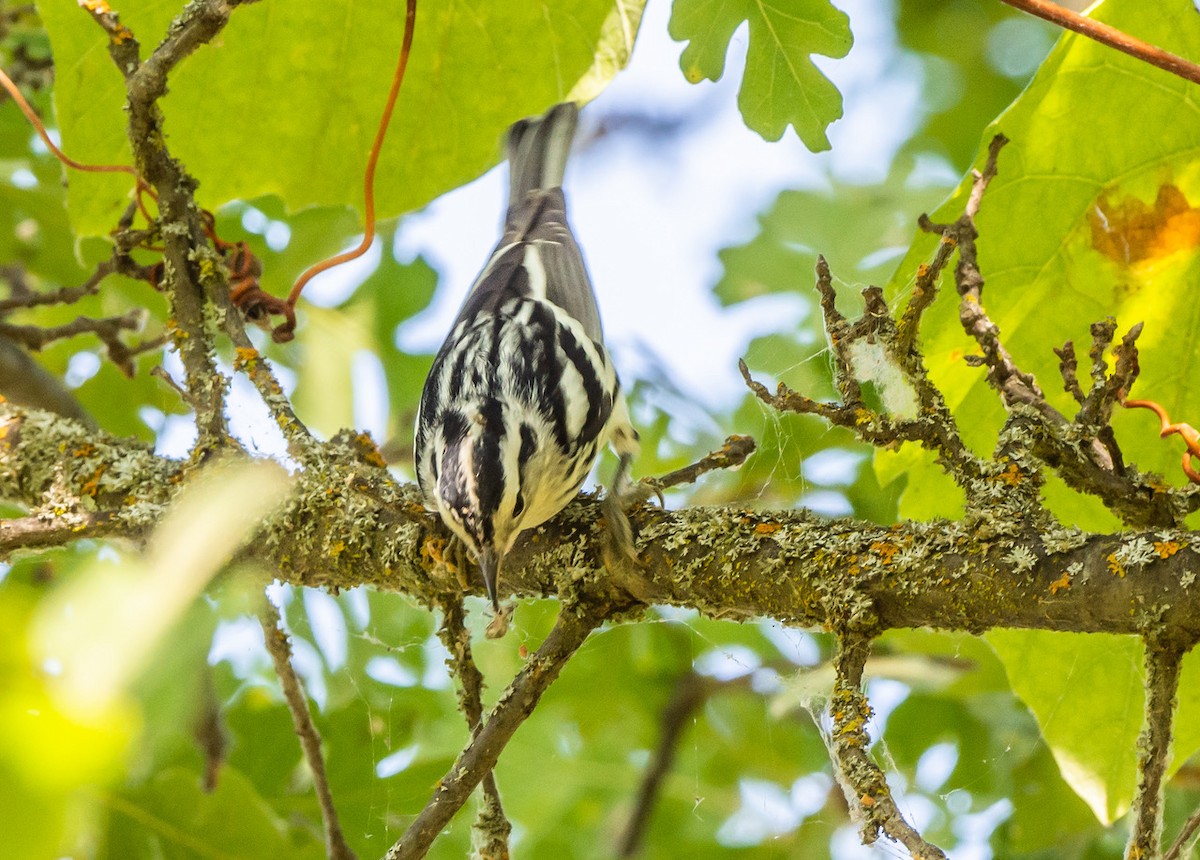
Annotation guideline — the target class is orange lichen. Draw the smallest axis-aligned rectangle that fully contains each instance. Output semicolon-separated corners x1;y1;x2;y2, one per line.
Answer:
870;541;899;565
1155;540;1182;559
754;522;781;536
80;465;107;497
233;346;259;370
1106;553;1125;578
996;462;1023;487
349;432;387;468
1049;570;1072;595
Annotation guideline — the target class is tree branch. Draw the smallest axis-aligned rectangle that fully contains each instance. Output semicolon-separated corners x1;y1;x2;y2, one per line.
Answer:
997;0;1200;87
830;632;947;859
259;600;356;860
0;336;94;426
86;1;242;446
437;600;511;859
0;510;127;555
383;606;606;860
7;401;1200;643
616;671;735;857
1126;634;1187;860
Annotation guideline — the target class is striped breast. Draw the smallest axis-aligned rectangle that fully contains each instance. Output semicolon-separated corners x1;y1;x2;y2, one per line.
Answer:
414;272;621;554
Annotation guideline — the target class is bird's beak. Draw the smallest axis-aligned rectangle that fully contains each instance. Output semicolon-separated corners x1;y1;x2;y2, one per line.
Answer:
478;546;501;612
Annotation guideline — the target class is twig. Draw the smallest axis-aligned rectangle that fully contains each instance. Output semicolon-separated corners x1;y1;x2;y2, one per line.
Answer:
617;671;725;857
0;311;149;378
384;607;605;860
997;0;1200;87
1165;805;1200;860
830;631;948;860
259;601;357;860
0;260;115;313
0;336;94;425
0;511;124;555
437;600;511;858
87;2;237;445
914;135;1198;528
739;254;987;495
211;287;315;457
645;434;756;493
1125;634;1187;860
193;665;228;793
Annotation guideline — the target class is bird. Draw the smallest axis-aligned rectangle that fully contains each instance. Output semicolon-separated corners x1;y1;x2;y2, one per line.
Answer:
414;102;639;623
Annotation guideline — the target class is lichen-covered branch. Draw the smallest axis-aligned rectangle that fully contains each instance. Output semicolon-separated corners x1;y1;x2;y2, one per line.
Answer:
829;632;947;859
384;606;606;860
6;403;1200;644
437;600;511;858
1126;634;1187;860
85;1;243;445
0;509;128;553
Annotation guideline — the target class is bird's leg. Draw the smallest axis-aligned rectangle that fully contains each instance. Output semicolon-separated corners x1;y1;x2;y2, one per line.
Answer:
603;453;645;566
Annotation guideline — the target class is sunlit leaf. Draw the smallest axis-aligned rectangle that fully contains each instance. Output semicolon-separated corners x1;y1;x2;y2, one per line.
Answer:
885;0;1200;821
36;0;640;237
668;0;852;149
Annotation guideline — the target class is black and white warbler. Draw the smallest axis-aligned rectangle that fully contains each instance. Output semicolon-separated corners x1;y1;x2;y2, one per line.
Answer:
414;102;639;614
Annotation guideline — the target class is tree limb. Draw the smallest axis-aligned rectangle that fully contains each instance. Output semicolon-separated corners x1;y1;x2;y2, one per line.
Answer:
1126;634;1188;860
437;599;511;859
259;600;356;860
85;1;242;446
829;631;947;859
383;605;607;860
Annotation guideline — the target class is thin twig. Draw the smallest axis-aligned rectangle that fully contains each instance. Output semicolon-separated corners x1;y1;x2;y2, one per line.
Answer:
384;607;605;860
0;260;115;313
617;672;723;857
0;511;125;555
1164;805;1200;860
259;601;357;860
0;311;145;353
437;600;511;858
1126;634;1187;860
646;434;756;493
997;0;1200;87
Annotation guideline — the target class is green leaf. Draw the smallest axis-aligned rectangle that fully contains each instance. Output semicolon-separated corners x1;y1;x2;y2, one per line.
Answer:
35;0;641;238
987;630;1142;824
881;0;1200;820
98;766;325;860
713;160;955;306
668;0;852;150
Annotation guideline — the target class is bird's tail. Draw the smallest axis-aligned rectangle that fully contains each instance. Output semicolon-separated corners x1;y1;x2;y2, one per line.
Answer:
507;102;579;208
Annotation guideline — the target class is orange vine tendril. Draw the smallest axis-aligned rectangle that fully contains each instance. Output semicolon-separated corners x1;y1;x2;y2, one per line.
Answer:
1123;398;1200;484
0;64;159;220
0;65;139;180
278;0;417;341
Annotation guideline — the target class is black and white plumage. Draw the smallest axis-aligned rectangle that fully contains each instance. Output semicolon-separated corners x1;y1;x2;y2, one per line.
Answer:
414;102;639;613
